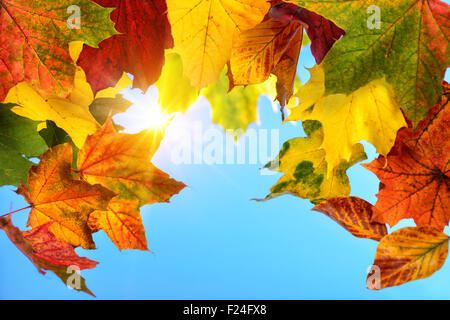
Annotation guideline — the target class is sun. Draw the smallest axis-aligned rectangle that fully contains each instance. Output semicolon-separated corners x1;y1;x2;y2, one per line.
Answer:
114;86;174;133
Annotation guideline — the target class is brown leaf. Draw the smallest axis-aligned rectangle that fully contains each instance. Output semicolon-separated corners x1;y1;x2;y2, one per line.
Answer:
313;197;387;241
368;226;449;290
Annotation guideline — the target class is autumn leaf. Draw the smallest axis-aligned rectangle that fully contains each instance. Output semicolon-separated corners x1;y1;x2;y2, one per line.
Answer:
89;198;147;251
166;0;270;89
5;81;100;148
313;197;387;241
155;52;199;115
0;103;47;187
288;65;407;175
0;218;98;296
38;121;71;148
77;0;173;94
5;43;132;148
369;226;449;290
17;143;115;249
89;95;132;126
269;2;345;64
259;120;367;204
228;9;305;108
229;17;304;86
285;0;450;125
77;119;186;206
363;83;450;230
0;0;118;101
202;67;277;137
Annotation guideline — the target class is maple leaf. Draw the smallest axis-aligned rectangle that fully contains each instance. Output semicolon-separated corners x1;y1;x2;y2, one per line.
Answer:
39;121;71;148
259;120;367;204
369;226;449;290
88;198;147;251
0;0;118;101
77;0;173;94
0;103;47;187
228;11;304;108
17;143;115;249
202;67;277;137
89;95;133;126
4;43;132;148
229;17;304;86
284;0;450;126
166;0;270;89
313;197;387;241
77;119;186;206
363;83;450;230
0;218;97;296
288;65;407;175
155;52;199;115
269;2;345;64
5;81;100;148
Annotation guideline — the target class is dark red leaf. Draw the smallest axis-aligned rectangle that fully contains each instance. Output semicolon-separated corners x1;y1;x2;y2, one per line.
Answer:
270;3;345;64
77;0;174;94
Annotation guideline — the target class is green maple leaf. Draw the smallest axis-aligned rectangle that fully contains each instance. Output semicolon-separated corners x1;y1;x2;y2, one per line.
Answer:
0;103;48;187
288;0;450;125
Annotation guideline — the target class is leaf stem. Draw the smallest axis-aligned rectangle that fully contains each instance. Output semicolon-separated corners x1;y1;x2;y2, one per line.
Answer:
0;206;32;218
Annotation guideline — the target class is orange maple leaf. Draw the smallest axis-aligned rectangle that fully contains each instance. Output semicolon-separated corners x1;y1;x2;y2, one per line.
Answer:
88;197;148;251
364;83;450;230
17;143;115;249
77;118;186;206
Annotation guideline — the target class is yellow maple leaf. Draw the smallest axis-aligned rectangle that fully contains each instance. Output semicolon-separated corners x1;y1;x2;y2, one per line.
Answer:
155;52;199;114
287;65;407;174
4;42;132;148
166;0;270;89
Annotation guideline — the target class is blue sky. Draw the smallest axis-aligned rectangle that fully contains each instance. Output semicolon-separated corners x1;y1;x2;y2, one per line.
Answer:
1;13;450;299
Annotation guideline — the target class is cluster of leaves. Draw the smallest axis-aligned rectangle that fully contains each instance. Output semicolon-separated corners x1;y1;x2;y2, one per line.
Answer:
0;0;448;295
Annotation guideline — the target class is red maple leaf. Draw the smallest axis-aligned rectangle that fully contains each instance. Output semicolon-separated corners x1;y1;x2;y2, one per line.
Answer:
270;2;345;64
77;0;174;94
364;82;450;230
0;218;98;295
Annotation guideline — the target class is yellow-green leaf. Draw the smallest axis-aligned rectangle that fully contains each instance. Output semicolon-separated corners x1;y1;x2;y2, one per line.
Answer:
202;67;277;137
287;65;406;174
155;52;199;114
259;120;366;204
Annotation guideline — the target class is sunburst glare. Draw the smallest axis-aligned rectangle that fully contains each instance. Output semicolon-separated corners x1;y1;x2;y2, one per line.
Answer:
114;85;173;134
